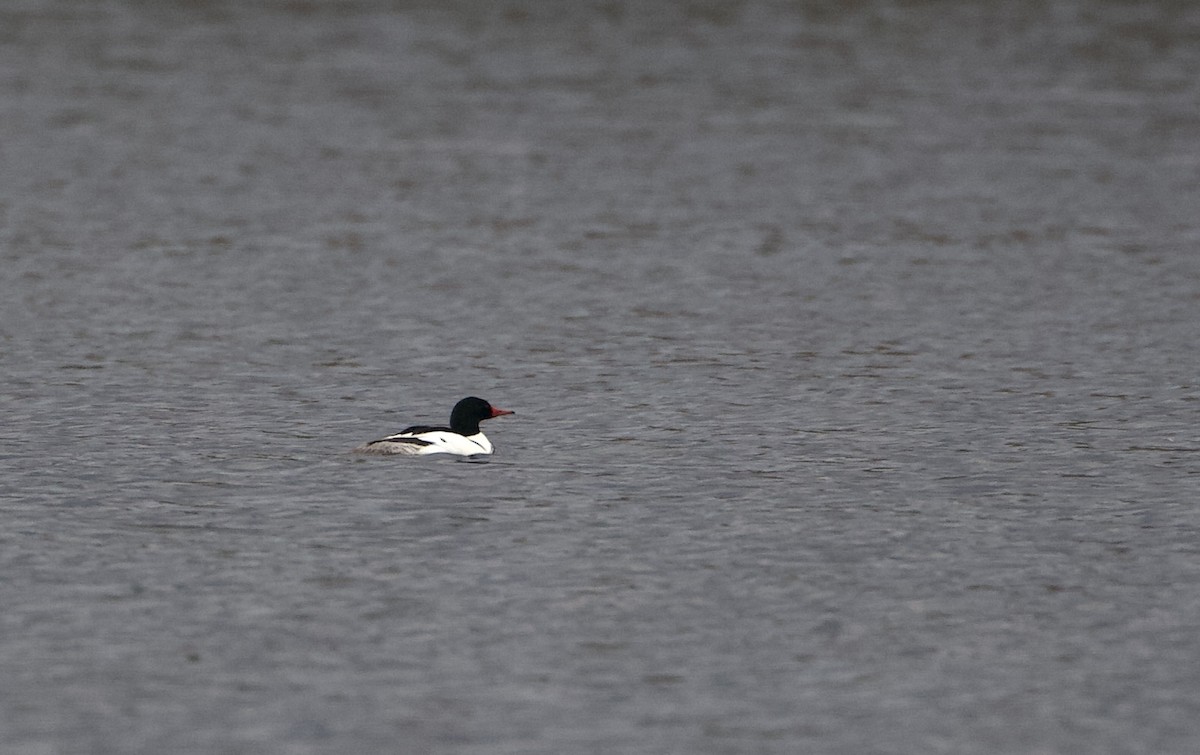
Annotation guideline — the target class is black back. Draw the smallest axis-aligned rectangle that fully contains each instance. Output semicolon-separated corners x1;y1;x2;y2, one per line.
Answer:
396;424;450;436
367;435;432;447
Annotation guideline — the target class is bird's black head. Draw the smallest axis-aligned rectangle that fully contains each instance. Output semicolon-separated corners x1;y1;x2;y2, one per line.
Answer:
449;397;514;435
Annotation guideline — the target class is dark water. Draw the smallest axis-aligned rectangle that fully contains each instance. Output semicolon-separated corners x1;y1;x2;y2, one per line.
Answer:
3;2;1200;753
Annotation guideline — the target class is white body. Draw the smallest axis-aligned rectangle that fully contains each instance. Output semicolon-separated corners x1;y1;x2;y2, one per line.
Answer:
354;430;494;456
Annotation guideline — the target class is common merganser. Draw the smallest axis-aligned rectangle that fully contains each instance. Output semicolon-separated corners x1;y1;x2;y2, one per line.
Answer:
353;397;515;456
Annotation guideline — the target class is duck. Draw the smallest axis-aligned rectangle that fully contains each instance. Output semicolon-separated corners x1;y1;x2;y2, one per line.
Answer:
353;397;514;456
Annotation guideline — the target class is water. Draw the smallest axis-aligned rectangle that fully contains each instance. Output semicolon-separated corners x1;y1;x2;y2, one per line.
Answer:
3;2;1200;753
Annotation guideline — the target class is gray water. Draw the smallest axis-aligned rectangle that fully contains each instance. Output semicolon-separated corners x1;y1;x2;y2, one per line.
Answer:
3;2;1200;753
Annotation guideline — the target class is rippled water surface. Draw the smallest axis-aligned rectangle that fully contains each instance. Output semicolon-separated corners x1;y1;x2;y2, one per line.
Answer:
4;2;1200;753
